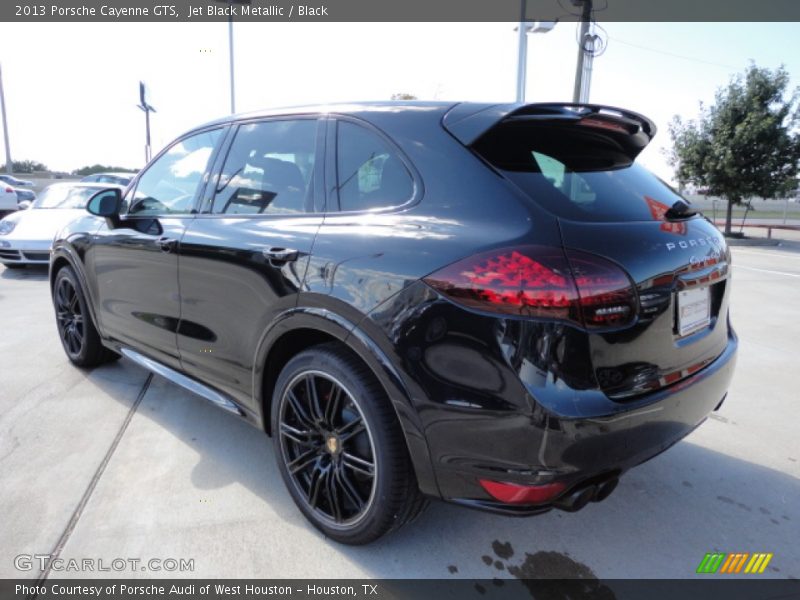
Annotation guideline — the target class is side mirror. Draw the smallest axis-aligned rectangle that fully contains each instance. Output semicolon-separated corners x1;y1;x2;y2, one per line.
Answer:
87;188;122;219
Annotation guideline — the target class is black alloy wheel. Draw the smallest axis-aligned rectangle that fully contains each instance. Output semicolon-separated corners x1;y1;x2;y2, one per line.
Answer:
272;343;427;544
52;266;119;367
279;370;377;527
55;275;85;359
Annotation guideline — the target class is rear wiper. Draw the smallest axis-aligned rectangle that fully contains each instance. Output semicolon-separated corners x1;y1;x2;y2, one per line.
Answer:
664;200;697;220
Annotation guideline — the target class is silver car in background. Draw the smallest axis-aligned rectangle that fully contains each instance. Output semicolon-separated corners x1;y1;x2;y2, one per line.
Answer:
0;182;123;268
0;174;34;188
80;172;135;186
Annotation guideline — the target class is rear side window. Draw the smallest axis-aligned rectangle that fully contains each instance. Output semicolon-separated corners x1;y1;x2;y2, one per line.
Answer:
335;121;413;211
213;119;317;215
474;122;686;223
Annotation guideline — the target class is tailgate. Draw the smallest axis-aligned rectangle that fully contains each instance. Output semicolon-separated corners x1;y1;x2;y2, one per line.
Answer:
559;216;730;398
464;101;732;398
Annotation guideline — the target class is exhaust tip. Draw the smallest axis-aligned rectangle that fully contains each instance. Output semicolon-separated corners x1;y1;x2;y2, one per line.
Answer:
555;485;597;512
592;478;619;503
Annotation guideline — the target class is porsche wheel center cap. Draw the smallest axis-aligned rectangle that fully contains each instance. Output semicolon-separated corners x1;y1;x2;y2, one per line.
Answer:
326;435;340;454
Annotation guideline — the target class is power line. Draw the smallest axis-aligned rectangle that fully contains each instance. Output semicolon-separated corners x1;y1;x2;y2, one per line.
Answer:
608;36;740;70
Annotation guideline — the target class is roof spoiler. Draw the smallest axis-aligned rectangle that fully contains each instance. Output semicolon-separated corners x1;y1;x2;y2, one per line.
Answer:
443;102;657;158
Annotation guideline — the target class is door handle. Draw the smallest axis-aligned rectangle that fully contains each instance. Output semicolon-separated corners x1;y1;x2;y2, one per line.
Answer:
158;237;178;253
263;247;300;263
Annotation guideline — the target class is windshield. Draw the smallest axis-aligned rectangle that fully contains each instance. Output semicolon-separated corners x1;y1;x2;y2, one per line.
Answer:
33;186;98;209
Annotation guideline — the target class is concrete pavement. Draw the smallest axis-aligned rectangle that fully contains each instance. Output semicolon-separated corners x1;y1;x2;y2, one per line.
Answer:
1;246;798;580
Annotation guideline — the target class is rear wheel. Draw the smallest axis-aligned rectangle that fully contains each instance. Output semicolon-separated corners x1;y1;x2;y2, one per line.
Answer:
271;343;426;544
52;266;119;367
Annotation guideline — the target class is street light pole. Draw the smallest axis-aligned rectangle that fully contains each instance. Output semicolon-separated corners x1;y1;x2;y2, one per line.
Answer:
0;64;13;175
215;0;251;113
138;82;156;164
515;0;528;102
515;9;557;103
144;108;152;163
228;0;236;114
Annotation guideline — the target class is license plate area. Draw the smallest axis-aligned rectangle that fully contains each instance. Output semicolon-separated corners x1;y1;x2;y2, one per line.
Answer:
677;286;711;336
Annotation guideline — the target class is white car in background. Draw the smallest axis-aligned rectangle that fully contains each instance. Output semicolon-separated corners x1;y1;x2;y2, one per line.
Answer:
0;184;18;214
0;182;123;269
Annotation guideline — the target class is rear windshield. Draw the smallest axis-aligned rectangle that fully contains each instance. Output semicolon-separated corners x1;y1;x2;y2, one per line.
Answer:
473;122;687;223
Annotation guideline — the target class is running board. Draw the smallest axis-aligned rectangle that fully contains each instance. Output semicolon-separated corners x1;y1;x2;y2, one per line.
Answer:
120;348;244;416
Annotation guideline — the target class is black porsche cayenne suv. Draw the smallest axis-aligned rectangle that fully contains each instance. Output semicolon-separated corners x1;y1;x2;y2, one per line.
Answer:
50;102;736;544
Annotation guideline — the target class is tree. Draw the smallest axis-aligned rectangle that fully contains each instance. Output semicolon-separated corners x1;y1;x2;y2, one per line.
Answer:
391;93;418;100
668;65;800;235
12;159;48;173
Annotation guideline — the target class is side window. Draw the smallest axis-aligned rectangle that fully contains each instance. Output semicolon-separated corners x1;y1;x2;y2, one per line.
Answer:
129;129;222;216
336;121;413;211
212;119;316;215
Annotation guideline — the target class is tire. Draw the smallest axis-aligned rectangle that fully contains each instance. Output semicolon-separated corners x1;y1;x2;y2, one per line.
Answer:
3;264;25;269
52;266;120;367
271;342;427;544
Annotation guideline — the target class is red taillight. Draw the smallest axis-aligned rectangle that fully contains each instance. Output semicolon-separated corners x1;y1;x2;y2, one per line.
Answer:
479;479;567;505
4;187;12;193
423;245;637;330
423;246;580;321
566;249;637;328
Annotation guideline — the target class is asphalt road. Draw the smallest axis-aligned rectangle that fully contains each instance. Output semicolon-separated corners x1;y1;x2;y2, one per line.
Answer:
0;246;798;580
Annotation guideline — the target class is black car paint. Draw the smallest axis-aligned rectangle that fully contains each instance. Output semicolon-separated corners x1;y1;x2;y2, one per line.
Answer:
50;102;737;511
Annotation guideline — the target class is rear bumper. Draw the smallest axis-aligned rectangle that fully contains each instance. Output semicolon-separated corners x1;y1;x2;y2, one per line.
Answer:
435;330;737;513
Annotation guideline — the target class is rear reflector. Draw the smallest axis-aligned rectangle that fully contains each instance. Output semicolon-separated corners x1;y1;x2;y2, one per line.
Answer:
423;245;637;330
479;479;567;505
566;249;637;328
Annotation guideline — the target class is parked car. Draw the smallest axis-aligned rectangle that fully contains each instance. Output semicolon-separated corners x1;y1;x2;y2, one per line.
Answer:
0;174;34;187
0;182;122;268
0;184;18;215
80;172;135;186
49;102;737;544
13;187;37;206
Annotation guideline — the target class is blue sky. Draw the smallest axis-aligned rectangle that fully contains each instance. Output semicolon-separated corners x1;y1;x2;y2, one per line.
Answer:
0;21;798;182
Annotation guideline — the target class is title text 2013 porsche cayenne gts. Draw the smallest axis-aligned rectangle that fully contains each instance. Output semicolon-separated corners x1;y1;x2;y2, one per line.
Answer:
50;102;737;544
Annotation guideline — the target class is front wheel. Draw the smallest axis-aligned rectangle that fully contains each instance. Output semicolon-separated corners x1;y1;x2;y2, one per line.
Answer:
271;343;426;544
52;266;119;367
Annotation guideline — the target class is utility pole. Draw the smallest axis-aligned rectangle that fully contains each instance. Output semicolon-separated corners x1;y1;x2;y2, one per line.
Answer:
572;0;594;104
0;64;12;175
137;82;156;164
